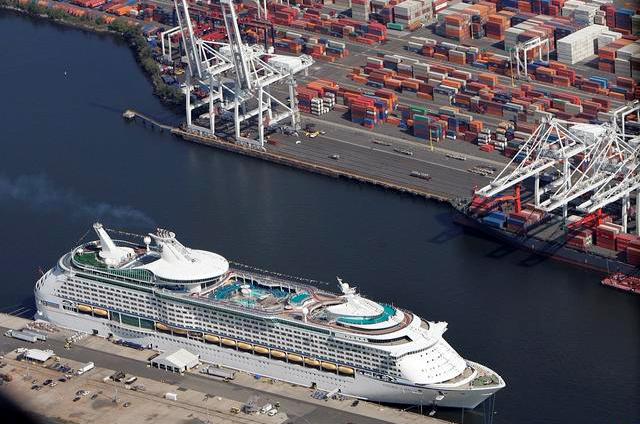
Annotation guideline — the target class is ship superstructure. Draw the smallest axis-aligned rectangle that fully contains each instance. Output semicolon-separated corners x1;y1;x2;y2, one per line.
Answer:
35;223;504;409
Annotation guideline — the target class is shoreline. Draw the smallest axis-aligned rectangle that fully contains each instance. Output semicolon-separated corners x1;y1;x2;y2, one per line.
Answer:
0;1;184;110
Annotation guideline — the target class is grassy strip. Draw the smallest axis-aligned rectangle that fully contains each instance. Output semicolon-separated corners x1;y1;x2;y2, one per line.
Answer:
0;0;184;108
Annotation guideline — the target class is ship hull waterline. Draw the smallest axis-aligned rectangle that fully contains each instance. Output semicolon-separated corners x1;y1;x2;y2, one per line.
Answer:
452;209;638;275
35;305;500;409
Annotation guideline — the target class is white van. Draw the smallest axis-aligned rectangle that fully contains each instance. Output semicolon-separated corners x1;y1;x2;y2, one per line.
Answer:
260;404;273;414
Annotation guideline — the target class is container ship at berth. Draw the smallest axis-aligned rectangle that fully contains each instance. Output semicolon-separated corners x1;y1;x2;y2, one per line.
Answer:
452;199;640;275
452;112;640;276
34;223;505;409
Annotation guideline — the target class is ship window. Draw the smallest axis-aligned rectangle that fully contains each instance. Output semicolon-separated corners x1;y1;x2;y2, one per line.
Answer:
140;318;154;330
121;314;139;327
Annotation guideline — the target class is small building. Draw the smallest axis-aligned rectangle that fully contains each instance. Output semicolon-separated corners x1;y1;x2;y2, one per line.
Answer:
23;349;54;363
150;349;199;373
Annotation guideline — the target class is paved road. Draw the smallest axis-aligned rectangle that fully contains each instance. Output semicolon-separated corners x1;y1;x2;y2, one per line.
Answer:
0;329;389;424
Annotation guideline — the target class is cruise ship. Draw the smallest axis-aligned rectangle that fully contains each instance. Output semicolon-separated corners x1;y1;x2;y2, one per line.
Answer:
34;223;505;409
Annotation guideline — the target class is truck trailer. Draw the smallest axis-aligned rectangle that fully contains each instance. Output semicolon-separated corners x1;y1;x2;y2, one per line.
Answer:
4;330;37;343
76;362;95;375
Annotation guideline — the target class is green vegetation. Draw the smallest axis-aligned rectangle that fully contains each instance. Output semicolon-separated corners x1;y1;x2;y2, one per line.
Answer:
107;19;184;107
74;252;106;268
1;0;184;108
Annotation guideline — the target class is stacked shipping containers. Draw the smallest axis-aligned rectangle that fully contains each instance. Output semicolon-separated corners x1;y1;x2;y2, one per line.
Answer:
352;0;371;21
556;25;607;64
393;0;426;30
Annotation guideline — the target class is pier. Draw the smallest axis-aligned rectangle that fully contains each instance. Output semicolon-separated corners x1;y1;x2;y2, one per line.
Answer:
124;110;498;203
123;109;174;132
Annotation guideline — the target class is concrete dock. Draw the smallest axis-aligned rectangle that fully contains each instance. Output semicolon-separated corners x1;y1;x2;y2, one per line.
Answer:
120;118;503;204
0;313;451;424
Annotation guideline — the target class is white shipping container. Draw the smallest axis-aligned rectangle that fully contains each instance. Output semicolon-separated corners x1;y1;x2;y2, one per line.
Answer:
557;25;607;64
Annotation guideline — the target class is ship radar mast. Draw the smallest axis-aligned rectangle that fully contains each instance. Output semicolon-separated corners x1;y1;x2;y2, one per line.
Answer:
150;228;198;264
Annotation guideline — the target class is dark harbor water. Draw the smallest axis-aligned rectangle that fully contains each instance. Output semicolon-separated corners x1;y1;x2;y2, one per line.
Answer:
1;11;638;424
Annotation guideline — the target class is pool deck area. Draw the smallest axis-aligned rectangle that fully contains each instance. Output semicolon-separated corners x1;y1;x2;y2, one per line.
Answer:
193;268;415;336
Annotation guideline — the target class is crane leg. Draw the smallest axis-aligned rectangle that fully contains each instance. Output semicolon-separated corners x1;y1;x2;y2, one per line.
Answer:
258;86;264;148
234;101;240;140
622;194;628;234
636;190;640;236
186;82;192;128
208;76;215;135
288;75;298;130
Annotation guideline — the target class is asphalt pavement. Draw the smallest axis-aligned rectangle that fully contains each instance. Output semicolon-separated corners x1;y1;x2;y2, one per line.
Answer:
0;328;391;424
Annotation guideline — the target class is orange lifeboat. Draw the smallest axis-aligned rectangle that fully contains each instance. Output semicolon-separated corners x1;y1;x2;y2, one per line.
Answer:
93;308;108;317
254;346;269;355
287;354;303;363
304;358;320;368
203;334;220;344
270;350;286;359
221;338;236;347
172;328;188;336
155;323;170;332
338;366;355;376
321;362;337;372
237;342;252;351
77;304;92;314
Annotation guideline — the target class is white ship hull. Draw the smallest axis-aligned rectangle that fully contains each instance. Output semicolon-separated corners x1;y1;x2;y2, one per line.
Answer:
35;300;499;409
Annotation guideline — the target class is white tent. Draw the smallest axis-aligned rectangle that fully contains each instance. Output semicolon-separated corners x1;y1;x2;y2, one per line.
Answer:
150;348;199;373
24;349;54;363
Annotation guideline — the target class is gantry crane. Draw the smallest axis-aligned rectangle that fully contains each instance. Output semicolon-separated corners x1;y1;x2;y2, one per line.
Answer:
509;37;550;81
171;0;313;149
476;107;640;235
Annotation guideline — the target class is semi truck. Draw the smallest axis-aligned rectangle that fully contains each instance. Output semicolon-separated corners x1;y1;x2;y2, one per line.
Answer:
201;365;235;380
76;362;94;375
4;330;37;343
20;329;47;342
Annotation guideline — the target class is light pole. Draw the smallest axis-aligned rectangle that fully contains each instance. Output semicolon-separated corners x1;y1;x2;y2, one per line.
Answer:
202;395;210;424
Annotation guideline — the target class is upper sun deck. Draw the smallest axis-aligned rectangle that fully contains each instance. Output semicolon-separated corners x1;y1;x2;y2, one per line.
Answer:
69;223;229;286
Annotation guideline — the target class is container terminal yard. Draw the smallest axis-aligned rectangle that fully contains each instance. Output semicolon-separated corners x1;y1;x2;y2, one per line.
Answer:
9;0;637;274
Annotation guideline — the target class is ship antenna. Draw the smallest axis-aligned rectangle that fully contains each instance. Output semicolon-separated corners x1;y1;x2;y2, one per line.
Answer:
75;227;92;246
